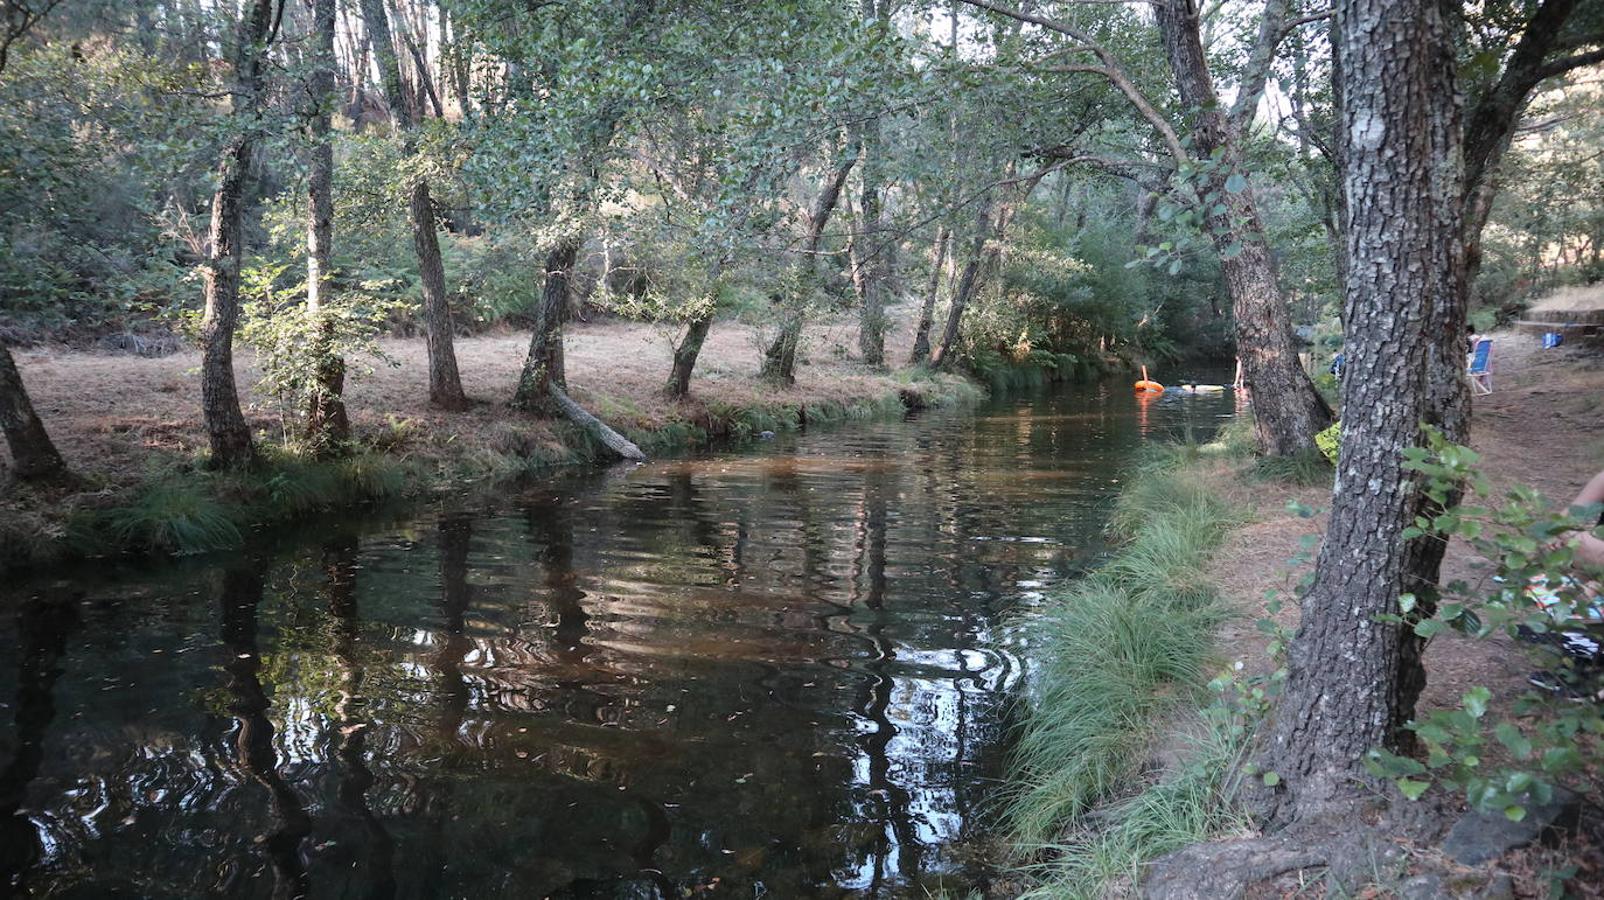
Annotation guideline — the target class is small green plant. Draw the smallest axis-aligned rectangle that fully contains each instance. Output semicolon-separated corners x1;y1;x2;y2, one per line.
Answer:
237;260;406;445
1365;429;1604;820
1315;421;1340;466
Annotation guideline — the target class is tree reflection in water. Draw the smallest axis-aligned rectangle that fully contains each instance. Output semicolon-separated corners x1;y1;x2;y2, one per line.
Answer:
219;565;311;898
0;384;1234;896
0;596;79;893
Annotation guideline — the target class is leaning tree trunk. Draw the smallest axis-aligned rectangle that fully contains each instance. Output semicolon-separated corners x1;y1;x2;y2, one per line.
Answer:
1154;0;1332;456
930;211;991;371
512;238;579;414
1264;0;1462;825
909;225;949;365
854;5;892;369
360;0;467;410
304;0;349;455
409;180;468;409
666;312;714;399
200;0;275;470
0;342;68;480
761;152;858;384
666;257;726;399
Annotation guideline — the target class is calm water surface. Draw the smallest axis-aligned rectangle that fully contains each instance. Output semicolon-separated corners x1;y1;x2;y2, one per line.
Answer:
1;381;1233;898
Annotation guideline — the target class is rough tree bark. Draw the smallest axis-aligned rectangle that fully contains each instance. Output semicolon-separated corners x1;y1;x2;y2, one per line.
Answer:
304;0;349;456
1265;0;1463;823
359;0;468;409
909;225;949;365
1393;0;1602;731
761;152;858;384
1153;0;1333;457
199;0;275;470
0;343;68;480
506;238;644;460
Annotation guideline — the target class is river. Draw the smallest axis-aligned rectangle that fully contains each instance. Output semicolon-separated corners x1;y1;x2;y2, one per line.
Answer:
0;379;1234;898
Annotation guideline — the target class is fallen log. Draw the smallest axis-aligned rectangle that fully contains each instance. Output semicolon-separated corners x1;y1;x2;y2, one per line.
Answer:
550;386;646;462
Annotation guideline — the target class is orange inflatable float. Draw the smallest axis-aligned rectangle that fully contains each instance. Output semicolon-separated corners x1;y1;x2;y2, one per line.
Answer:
1133;365;1165;394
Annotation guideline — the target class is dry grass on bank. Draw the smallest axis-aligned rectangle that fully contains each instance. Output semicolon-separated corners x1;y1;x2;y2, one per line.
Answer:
4;313;940;484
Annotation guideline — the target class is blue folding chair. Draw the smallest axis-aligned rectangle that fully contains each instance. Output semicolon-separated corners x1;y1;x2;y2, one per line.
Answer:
1468;338;1493;395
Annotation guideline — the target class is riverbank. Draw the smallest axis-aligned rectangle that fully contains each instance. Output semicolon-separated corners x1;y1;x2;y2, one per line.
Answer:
1008;332;1604;897
0;316;981;572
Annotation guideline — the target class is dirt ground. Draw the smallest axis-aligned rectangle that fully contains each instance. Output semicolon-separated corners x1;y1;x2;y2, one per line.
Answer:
1210;333;1604;706
3;311;937;483
1203;332;1604;893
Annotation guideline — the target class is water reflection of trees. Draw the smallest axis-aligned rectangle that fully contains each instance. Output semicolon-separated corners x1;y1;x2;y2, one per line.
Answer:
219;565;312;898
0;596;79;892
0;391;1213;896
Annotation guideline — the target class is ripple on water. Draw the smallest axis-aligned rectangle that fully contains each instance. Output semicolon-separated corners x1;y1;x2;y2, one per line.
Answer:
0;382;1234;897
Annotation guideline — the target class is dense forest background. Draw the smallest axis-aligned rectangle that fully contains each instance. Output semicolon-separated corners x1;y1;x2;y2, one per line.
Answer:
3;0;1595;387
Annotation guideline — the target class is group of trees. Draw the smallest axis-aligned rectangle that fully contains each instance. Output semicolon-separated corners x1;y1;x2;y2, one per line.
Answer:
0;0;1466;481
2;0;1603;848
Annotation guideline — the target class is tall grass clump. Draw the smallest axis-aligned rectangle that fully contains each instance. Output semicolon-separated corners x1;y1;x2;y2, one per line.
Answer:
92;478;242;555
1019;714;1254;898
1007;442;1245;891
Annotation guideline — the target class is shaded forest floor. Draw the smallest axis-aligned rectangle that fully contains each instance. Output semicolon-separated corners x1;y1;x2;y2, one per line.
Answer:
0;313;976;570
1201;332;1604;895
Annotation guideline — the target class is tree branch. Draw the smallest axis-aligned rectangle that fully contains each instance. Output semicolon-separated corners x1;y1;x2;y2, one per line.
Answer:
1535;46;1604;80
961;0;1189;166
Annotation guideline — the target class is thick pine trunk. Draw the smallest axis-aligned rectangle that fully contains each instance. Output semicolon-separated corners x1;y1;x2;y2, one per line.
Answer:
199;0;275;471
304;0;349;455
0;342;68;480
361;0;467;410
512;238;579;413
201;141;258;469
909;226;949;365
1265;0;1462;823
1154;0;1332;456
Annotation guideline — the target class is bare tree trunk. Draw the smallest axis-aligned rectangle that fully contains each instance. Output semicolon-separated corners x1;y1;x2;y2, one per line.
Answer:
1265;0;1462;824
0;343;68;480
666;313;714;399
666;258;725;399
305;0;349;455
761;151;858;384
1154;0;1332;456
930;206;993;370
854;0;892;368
550;387;645;461
359;0;468;409
512;238;579;413
909;225;949;365
200;0;275;470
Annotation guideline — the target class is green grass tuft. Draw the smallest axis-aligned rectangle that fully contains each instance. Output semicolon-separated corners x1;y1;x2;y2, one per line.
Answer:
93;478;243;555
1018;715;1254;898
1006;453;1244;892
